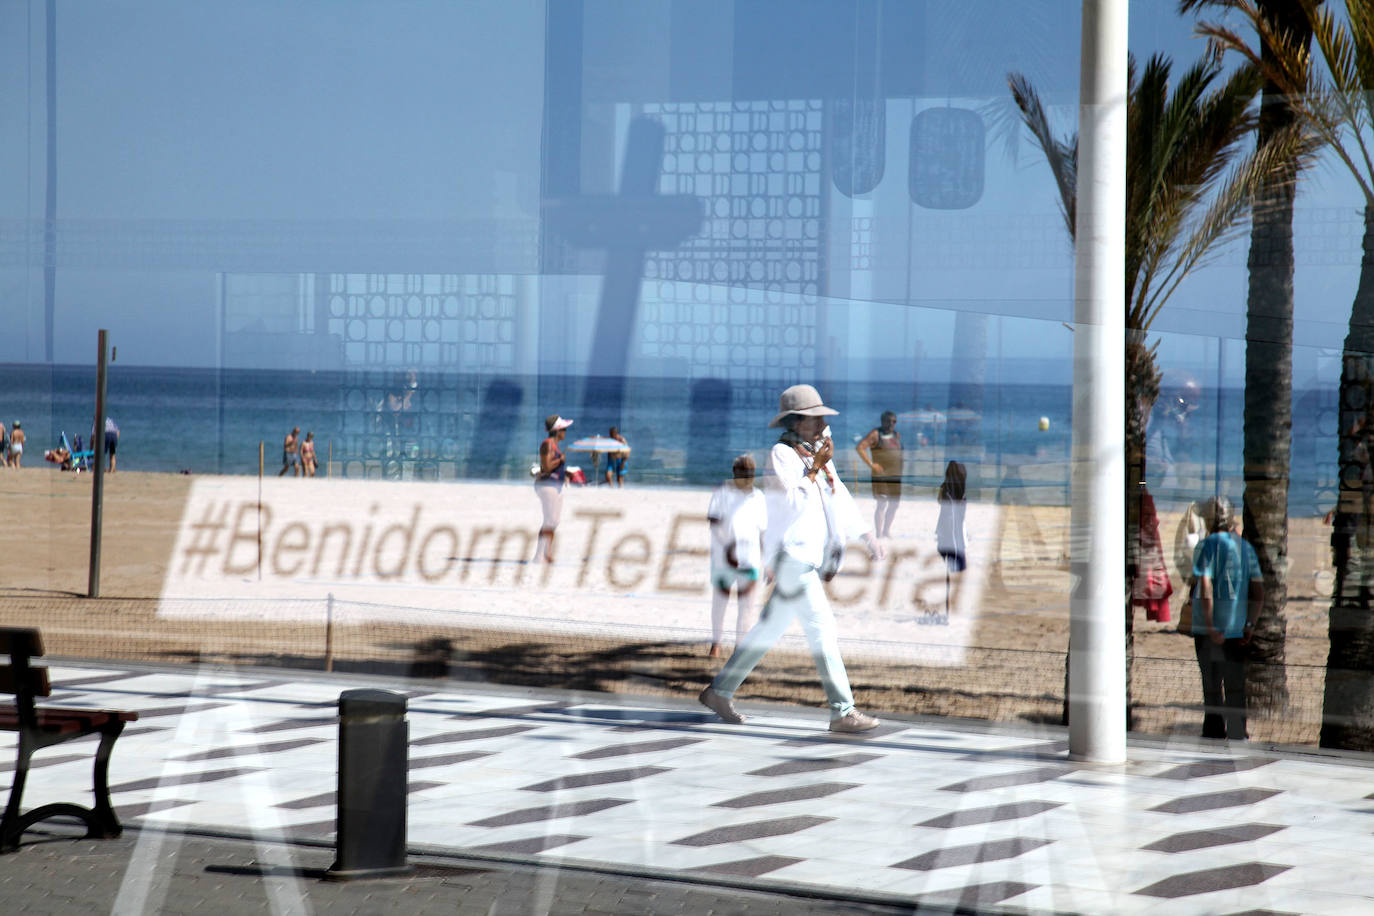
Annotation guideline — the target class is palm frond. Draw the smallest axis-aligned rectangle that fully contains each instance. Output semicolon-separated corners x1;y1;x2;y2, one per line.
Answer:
1139;119;1320;327
1007;71;1077;239
1196;1;1374;204
1013;46;1307;332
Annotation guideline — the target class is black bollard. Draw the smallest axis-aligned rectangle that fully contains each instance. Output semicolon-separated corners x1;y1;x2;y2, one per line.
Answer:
326;688;414;880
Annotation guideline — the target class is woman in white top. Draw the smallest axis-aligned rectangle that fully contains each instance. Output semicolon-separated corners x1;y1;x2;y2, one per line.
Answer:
700;385;886;733
935;460;967;622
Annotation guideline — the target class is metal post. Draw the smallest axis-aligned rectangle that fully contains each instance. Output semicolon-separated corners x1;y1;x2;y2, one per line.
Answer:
1068;0;1127;763
324;593;334;672
87;329;109;598
1215;336;1225;496
327;689;412;880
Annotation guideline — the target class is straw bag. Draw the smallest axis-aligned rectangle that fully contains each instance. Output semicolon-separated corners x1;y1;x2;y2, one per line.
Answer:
1175;578;1195;634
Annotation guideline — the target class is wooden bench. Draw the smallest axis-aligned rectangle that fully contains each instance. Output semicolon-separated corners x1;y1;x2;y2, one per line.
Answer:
0;627;138;853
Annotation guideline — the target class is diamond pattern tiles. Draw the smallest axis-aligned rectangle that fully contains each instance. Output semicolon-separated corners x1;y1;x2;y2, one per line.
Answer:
713;782;860;809
410;751;495;770
892;837;1054;871
571;737;706;760
467;798;632;828
1150;788;1283;815
744;753;882;777
21;666;1374;914
108;767;264;793
275;782;446;810
520;767;671;793
671;815;834;847
412;725;540;746
938;765;1069;793
172;738;325;762
916;800;1062;829
468;834;588;856
1135;863;1292;898
685;855;805;878
1152;758;1278;780
1142;823;1287;853
0;753;90;773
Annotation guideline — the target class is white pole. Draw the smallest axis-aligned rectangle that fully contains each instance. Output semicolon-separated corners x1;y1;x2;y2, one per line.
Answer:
1069;0;1127;763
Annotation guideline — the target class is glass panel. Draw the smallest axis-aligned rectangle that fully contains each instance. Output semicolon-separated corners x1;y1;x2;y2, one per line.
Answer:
0;0;1367;909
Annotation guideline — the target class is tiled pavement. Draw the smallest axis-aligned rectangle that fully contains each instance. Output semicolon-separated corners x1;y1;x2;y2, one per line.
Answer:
6;663;1374;915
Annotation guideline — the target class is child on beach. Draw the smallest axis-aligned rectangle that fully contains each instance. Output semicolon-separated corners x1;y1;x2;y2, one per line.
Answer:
933;460;967;624
706;454;767;658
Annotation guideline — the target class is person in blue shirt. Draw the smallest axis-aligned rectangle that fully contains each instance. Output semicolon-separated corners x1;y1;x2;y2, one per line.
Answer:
1190;495;1264;741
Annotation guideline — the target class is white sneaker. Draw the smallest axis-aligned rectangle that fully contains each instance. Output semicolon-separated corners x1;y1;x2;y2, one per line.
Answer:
699;686;745;724
829;710;880;733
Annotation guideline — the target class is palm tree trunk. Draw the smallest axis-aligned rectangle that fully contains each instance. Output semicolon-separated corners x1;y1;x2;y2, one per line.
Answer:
1124;333;1158;731
1242;0;1307;716
1321;202;1374;750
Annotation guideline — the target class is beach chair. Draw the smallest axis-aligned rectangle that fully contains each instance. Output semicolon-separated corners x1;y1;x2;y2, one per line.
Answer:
66;434;94;473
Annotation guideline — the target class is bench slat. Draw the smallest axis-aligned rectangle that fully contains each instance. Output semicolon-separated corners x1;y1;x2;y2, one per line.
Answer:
0;667;51;699
0;628;43;659
0;706;139;734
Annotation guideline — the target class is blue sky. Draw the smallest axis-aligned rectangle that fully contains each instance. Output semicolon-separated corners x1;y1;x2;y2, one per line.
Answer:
0;0;1363;388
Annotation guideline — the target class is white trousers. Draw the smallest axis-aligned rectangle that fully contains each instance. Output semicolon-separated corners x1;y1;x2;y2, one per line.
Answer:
709;554;856;718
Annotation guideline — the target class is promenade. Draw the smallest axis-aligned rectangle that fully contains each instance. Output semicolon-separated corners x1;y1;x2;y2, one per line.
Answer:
4;661;1374;914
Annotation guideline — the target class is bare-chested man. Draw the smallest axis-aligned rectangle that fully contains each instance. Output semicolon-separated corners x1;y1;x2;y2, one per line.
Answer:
279;427;301;477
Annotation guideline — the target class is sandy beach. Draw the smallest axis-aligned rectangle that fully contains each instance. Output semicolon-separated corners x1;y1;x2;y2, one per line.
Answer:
0;465;1337;746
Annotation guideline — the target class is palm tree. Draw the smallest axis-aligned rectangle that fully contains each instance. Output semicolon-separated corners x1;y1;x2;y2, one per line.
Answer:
1009;52;1309;727
1181;0;1316;722
1195;0;1374;750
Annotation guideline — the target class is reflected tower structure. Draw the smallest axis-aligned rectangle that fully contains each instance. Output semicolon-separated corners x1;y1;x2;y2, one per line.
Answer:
536;2;932;469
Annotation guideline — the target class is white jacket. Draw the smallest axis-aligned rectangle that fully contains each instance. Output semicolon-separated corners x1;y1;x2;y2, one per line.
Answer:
763;442;868;569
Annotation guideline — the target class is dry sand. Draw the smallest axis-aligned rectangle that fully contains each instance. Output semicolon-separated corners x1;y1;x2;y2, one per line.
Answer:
0;466;1336;746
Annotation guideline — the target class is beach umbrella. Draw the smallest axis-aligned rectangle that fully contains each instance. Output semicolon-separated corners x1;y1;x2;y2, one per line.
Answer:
567;436;630;484
568;436;631;454
898;409;946;425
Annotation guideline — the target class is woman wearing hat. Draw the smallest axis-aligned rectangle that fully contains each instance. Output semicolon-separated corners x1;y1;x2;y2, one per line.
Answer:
534;414;573;563
700;385;886;733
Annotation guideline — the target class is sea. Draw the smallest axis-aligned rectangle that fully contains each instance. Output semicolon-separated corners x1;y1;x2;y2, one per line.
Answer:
0;363;1340;516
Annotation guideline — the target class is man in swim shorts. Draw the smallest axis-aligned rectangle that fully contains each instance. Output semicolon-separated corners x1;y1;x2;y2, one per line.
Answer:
279;427;301;476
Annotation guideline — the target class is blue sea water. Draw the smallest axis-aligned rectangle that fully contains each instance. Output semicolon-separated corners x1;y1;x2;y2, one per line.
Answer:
0;362;1337;515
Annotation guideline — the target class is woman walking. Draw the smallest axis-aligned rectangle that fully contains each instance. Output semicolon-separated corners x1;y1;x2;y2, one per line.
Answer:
699;385;886;733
